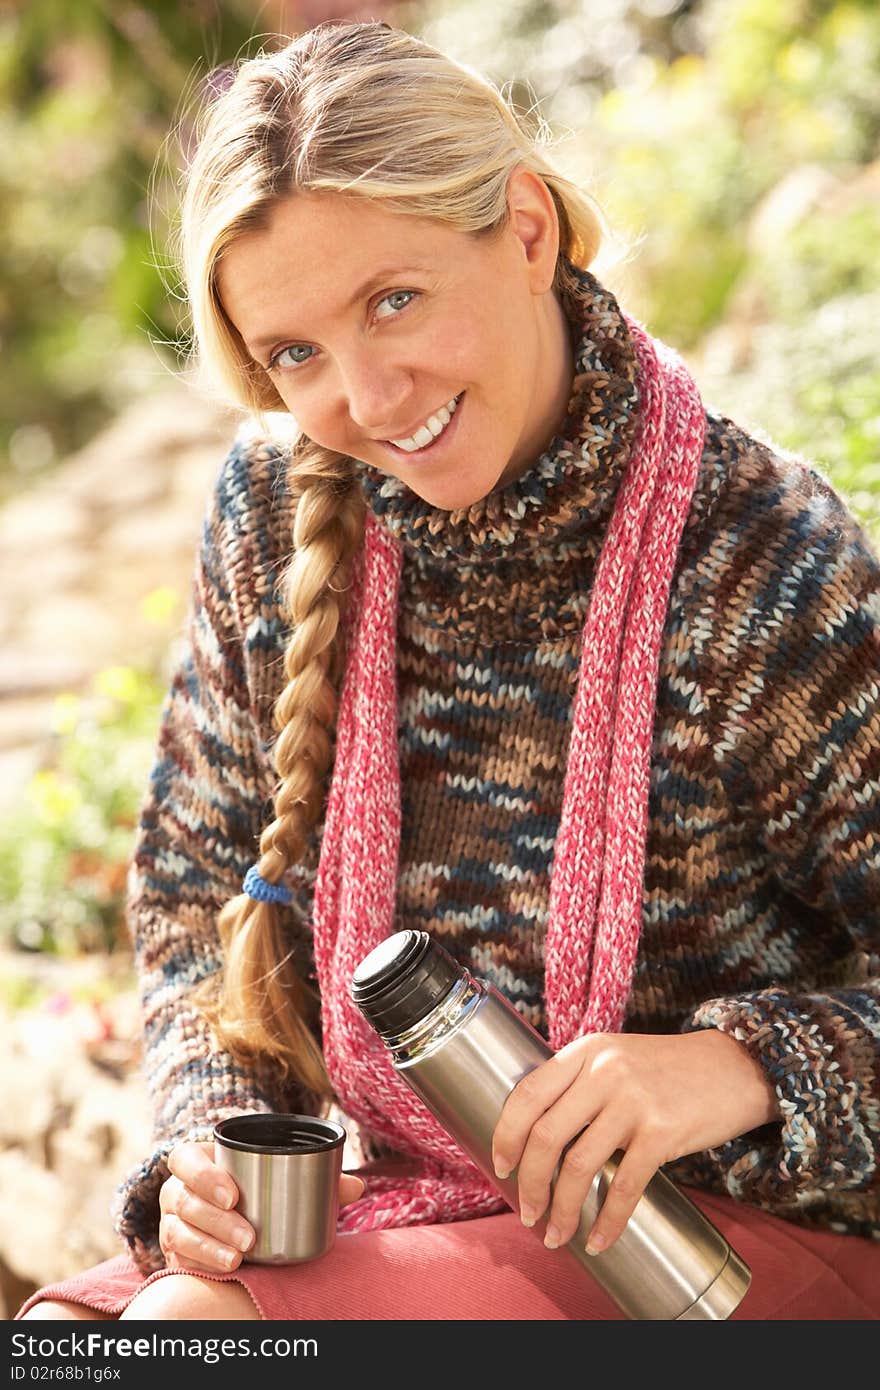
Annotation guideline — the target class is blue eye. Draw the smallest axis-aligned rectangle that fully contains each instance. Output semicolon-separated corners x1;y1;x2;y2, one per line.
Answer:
375;289;416;318
268;343;315;372
266;289;418;373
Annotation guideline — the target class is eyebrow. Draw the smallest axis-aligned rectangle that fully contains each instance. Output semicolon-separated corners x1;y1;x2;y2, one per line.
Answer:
244;265;430;356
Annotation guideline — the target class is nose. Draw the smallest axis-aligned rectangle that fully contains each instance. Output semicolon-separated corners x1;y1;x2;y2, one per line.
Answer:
338;353;412;436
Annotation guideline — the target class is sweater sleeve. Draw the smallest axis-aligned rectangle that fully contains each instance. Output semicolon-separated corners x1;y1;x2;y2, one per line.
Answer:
680;455;880;1225
112;437;314;1274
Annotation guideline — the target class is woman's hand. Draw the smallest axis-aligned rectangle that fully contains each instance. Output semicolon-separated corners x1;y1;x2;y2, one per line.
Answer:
158;1139;366;1273
491;1029;780;1257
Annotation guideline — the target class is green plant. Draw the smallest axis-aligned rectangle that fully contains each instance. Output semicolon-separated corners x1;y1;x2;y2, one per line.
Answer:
0;660;166;955
0;0;270;496
698;290;880;544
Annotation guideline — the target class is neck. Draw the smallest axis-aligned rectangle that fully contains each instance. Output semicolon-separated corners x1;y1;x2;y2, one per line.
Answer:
495;288;578;492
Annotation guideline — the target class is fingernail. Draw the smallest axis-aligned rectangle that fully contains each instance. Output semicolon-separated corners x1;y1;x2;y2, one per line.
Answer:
586;1232;608;1256
214;1186;233;1210
221;1247;238;1267
494;1156;512;1180
354;1178;366;1199
544;1225;561;1250
232;1226;254;1252
520;1205;537;1228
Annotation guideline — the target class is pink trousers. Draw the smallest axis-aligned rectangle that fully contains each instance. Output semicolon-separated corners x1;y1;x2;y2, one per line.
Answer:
15;1190;880;1321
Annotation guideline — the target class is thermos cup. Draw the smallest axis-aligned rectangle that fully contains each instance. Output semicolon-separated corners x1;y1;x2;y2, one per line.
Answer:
214;1114;345;1264
351;929;751;1320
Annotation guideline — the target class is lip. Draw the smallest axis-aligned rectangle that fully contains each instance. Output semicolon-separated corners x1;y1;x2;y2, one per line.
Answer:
378;392;465;464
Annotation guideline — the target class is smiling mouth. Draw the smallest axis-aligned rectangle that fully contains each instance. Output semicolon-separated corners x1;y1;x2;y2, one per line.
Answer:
382;392;464;459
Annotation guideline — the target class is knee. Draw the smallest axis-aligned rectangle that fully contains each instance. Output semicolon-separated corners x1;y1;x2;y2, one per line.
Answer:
20;1300;113;1321
119;1273;259;1321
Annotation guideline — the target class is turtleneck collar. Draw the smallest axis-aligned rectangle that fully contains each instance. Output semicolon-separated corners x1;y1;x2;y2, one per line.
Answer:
354;261;640;574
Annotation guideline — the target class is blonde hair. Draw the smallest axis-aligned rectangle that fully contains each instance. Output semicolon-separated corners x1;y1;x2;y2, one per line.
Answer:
177;19;604;1101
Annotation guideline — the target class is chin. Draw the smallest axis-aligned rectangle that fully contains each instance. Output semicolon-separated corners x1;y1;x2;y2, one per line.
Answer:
407;487;487;512
405;473;504;513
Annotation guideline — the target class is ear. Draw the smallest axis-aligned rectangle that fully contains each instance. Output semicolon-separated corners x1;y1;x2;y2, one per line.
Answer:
505;165;560;294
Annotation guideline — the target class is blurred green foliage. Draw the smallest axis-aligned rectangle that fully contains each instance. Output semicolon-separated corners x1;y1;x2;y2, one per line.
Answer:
0;661;167;955
0;0;267;498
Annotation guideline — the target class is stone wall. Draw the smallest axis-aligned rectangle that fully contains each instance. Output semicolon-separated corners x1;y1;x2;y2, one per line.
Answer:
0;954;150;1317
0;381;236;812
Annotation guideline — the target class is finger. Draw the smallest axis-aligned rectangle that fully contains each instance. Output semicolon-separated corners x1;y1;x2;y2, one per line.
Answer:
584;1144;661;1257
159;1212;246;1273
541;1110;627;1249
158;1172;184;1216
339;1174;366;1208
492;1046;585;1179
167;1139;239;1212
514;1087;603;1230
162;1240;240;1276
162;1175;255;1255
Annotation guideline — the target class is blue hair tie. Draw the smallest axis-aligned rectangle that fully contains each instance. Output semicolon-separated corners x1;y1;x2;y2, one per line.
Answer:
243;864;293;906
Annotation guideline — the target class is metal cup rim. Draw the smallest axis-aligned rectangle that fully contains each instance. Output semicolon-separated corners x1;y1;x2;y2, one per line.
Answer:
213;1113;346;1155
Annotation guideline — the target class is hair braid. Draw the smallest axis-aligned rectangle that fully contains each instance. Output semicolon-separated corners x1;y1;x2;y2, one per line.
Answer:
198;438;364;1097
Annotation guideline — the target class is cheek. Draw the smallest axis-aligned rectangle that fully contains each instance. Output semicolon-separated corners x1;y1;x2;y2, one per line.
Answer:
431;315;487;379
462;316;518;395
277;389;333;442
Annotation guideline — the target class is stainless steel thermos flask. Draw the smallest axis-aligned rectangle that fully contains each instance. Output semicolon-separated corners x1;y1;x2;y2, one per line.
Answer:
351;929;751;1320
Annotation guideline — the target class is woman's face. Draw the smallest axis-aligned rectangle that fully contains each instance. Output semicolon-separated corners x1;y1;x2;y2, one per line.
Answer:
216;167;574;511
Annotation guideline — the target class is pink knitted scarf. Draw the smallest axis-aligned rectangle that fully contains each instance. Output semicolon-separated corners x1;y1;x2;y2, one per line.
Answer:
311;313;706;1233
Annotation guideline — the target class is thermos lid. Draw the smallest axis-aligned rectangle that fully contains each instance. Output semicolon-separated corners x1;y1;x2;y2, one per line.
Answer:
350;930;463;1037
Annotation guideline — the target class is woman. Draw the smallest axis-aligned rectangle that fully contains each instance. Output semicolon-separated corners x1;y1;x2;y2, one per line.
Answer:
17;20;880;1321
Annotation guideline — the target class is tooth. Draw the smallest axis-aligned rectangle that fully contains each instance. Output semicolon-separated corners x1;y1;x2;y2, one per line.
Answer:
389;394;461;450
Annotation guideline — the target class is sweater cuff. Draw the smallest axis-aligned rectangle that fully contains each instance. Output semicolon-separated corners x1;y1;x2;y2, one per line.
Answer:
682;989;859;1207
112;1116;254;1276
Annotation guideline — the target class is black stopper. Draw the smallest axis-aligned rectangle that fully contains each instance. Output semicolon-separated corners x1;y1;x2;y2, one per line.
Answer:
350;930;463;1037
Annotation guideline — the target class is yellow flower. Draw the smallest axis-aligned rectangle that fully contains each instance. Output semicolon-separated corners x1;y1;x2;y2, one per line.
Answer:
50;693;81;736
140;586;180;626
92;666;139;705
775;40;820;86
28;770;82;826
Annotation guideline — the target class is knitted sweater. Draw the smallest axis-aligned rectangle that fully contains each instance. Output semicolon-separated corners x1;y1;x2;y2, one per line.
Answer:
114;272;880;1274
